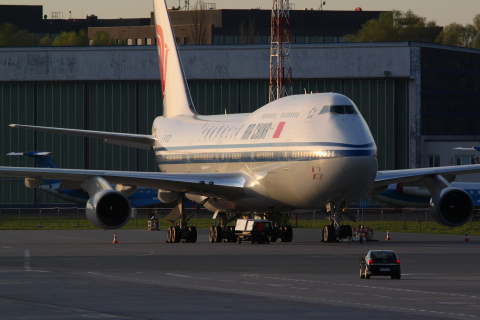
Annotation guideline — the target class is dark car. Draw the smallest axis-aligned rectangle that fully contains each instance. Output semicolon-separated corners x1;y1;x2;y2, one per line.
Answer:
359;250;401;279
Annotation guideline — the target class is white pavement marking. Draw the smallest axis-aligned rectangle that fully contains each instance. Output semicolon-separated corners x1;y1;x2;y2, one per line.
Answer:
24;250;31;272
165;273;192;278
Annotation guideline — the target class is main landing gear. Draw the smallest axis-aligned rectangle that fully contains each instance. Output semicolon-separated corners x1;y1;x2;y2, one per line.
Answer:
164;194;199;243
208;212;238;243
322;201;353;243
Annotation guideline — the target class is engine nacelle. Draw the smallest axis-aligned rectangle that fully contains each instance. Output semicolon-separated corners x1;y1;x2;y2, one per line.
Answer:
157;189;178;203
86;189;131;229
429;187;473;227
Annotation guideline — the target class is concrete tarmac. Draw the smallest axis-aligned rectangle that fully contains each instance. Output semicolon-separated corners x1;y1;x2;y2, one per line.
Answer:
0;228;479;319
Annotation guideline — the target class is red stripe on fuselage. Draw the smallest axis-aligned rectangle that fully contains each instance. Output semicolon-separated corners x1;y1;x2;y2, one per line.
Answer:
273;121;286;138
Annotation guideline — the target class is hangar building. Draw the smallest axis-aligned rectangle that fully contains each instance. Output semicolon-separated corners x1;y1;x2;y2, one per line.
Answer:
0;42;479;206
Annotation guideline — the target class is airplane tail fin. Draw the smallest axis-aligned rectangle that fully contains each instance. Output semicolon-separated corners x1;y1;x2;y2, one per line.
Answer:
7;152;58;168
153;0;197;118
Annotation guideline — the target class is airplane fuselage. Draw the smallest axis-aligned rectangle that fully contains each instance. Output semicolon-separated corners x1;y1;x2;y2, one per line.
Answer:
153;93;378;212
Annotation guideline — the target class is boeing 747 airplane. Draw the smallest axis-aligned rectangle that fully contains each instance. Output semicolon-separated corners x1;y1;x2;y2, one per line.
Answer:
1;0;479;243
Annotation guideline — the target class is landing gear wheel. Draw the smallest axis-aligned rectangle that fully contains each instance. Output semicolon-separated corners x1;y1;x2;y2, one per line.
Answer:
225;226;236;242
339;225;353;239
167;226;174;243
172;226;182;243
214;226;223;243
284;225;293;242
186;226;197;243
209;226;215;243
323;225;335;243
279;225;293;242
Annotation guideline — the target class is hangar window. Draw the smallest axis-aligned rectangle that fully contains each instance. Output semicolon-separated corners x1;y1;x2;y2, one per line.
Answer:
428;155;440;167
455;155;475;165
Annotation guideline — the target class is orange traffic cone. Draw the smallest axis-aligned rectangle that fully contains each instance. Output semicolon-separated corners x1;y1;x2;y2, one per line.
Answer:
113;232;118;244
465;230;470;242
386;230;391;240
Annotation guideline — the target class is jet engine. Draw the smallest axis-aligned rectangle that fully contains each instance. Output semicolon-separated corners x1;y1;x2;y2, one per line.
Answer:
86;189;131;229
429;187;473;227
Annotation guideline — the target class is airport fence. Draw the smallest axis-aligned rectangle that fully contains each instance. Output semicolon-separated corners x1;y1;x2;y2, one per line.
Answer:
0;207;479;234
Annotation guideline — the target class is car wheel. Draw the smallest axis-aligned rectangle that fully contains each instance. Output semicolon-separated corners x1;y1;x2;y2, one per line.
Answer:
365;269;370;279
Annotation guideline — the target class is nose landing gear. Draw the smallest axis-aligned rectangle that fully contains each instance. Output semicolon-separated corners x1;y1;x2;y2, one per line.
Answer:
322;201;353;243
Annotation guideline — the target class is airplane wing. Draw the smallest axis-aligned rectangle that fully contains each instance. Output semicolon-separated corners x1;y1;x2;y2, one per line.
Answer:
0;166;248;200
9;124;156;149
373;164;480;189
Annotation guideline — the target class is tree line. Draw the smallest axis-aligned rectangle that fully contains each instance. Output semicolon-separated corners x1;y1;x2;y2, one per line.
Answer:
0;23;114;46
343;10;480;49
1;9;479;48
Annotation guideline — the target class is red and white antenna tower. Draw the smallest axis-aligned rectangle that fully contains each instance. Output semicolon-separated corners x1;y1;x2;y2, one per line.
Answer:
269;0;293;103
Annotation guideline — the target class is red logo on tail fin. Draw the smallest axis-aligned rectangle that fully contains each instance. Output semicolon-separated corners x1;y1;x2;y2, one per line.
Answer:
156;25;169;100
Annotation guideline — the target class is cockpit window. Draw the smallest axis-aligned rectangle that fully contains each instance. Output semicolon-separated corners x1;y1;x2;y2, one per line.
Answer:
344;105;357;114
320;106;330;114
330;105;345;114
320;105;358;115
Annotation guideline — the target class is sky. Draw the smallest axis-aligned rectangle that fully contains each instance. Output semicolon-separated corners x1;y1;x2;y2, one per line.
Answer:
3;0;479;26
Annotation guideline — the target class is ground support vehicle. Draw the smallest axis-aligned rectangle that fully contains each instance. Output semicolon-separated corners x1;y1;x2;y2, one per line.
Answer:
352;226;374;243
206;212;293;243
360;250;401;279
234;219;276;244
